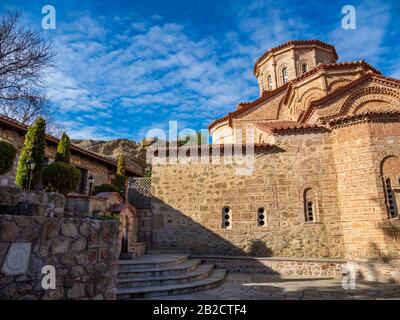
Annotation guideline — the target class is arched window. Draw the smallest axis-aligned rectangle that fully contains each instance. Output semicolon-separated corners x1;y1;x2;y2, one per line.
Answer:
257;207;266;226
304;188;315;222
384;178;398;218
282;67;289;84
267;75;273;91
222;207;232;228
301;63;309;74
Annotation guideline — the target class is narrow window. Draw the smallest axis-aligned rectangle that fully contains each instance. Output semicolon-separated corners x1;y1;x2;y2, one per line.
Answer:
301;63;308;74
257;207;266;226
304;188;315;222
282;67;289;84
385;178;398;218
222;207;232;228
267;75;273;91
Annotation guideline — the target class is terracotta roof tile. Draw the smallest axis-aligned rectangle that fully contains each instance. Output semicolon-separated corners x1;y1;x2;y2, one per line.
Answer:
254;40;338;74
327;110;400;126
209;61;381;131
255;121;328;134
149;143;276;157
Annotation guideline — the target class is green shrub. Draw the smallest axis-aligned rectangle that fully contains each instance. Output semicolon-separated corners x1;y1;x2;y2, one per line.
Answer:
55;132;71;163
97;213;120;221
0;140;17;175
42;162;80;194
15;117;46;188
93;183;119;195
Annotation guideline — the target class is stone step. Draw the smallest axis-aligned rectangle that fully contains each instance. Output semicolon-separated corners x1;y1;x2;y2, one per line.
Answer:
117;269;227;299
118;259;201;278
147;249;192;255
118;254;188;271
117;264;214;288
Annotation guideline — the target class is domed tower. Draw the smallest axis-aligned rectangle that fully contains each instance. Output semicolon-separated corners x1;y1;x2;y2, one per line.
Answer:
254;40;338;96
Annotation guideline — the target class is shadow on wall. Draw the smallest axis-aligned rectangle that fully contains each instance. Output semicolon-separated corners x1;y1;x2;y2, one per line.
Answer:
151;196;279;274
152;196;273;256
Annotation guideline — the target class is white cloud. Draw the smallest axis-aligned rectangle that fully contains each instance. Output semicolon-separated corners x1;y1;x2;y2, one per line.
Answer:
328;0;391;65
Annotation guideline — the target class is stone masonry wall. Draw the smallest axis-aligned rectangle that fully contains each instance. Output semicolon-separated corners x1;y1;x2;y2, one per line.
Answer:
0;186;64;218
0;214;119;300
151;132;344;258
333;121;400;260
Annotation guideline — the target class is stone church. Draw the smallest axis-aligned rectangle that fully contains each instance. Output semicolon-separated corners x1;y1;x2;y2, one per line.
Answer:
150;40;400;262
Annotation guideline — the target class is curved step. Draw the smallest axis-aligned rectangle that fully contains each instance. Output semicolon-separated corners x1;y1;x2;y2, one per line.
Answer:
118;254;188;271
117;269;227;299
117;264;214;288
118;259;201;278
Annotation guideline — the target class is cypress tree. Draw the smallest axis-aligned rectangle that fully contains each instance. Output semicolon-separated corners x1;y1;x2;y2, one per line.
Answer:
113;152;127;194
55;132;71;163
117;152;126;177
15;117;46;188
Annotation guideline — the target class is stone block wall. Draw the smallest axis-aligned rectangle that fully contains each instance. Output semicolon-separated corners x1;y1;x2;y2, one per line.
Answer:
332;121;400;260
0;215;119;300
151;132;344;258
151;121;400;263
136;208;153;244
0;186;64;218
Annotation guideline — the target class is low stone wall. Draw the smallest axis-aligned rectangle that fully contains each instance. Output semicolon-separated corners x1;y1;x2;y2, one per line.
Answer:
0;214;119;300
0;186;64;218
193;255;400;284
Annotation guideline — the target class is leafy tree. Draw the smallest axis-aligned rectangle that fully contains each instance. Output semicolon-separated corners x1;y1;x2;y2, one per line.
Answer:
0;140;17;174
55;132;71;163
41;162;80;195
93;183;119;195
177;131;208;146
117;152;126;176
15;117;46;188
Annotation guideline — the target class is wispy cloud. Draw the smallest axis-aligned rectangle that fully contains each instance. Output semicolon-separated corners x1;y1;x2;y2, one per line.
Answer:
14;0;394;141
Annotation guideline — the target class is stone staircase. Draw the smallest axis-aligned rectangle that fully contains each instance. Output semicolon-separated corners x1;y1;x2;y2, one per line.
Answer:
116;254;226;299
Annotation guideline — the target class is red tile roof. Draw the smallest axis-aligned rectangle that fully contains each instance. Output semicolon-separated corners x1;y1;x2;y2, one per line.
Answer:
254;40;339;74
94;192;122;200
283;61;380;105
149;143;276;157
209;60;382;131
0;114;144;176
299;72;400;124
326;110;400;127
255;121;328;134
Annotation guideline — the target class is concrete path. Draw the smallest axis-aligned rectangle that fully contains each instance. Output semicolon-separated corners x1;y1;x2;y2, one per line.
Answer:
144;273;400;300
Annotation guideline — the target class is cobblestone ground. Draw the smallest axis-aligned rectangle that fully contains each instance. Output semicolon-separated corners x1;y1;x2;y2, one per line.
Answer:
148;273;400;300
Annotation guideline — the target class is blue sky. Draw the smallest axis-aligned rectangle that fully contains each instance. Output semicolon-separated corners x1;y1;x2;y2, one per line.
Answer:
1;0;400;141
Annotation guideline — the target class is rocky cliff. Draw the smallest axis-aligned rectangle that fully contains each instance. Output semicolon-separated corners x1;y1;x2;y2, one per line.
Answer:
72;138;156;175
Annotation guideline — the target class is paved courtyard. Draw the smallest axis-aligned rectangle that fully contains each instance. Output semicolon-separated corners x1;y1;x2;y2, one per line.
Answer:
146;273;400;300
